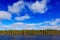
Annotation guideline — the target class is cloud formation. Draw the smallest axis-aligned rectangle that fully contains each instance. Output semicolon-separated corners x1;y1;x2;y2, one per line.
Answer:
50;18;60;26
0;18;60;30
0;0;49;20
0;0;48;21
0;0;60;30
8;0;48;14
28;0;48;13
0;11;11;20
8;1;25;13
15;14;30;20
42;18;60;26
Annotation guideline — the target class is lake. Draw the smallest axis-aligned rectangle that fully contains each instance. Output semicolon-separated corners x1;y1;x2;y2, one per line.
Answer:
0;35;60;40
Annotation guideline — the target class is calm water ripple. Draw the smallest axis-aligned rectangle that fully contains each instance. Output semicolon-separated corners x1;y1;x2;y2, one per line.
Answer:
0;35;60;40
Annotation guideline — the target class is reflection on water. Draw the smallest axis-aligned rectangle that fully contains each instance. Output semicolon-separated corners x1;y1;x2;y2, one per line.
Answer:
0;35;60;40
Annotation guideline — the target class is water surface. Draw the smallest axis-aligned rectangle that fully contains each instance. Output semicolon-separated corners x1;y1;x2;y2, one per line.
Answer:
0;35;60;40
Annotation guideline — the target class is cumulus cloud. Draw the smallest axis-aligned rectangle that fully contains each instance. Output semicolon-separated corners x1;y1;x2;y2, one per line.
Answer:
15;14;30;20
0;11;11;20
0;0;53;30
28;0;48;13
8;1;25;13
8;0;48;14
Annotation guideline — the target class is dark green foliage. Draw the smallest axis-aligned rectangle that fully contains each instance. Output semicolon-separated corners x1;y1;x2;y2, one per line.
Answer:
0;30;60;36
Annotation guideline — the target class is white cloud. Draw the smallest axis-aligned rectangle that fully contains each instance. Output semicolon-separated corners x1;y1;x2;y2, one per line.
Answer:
39;18;60;30
8;0;48;14
49;18;60;25
39;26;60;30
42;18;60;26
28;0;48;13
0;18;60;30
8;1;25;13
0;22;38;30
10;22;39;30
0;11;11;20
15;14;30;20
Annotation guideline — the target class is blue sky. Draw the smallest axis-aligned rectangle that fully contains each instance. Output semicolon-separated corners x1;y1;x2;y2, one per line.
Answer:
0;0;60;30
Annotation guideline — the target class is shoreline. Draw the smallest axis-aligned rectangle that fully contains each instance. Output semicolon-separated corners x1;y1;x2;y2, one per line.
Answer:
0;30;60;36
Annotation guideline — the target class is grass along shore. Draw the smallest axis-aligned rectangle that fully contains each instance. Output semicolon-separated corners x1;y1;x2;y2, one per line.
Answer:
0;30;60;36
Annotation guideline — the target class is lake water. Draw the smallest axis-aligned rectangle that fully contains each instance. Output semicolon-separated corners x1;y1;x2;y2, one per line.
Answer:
0;35;60;40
